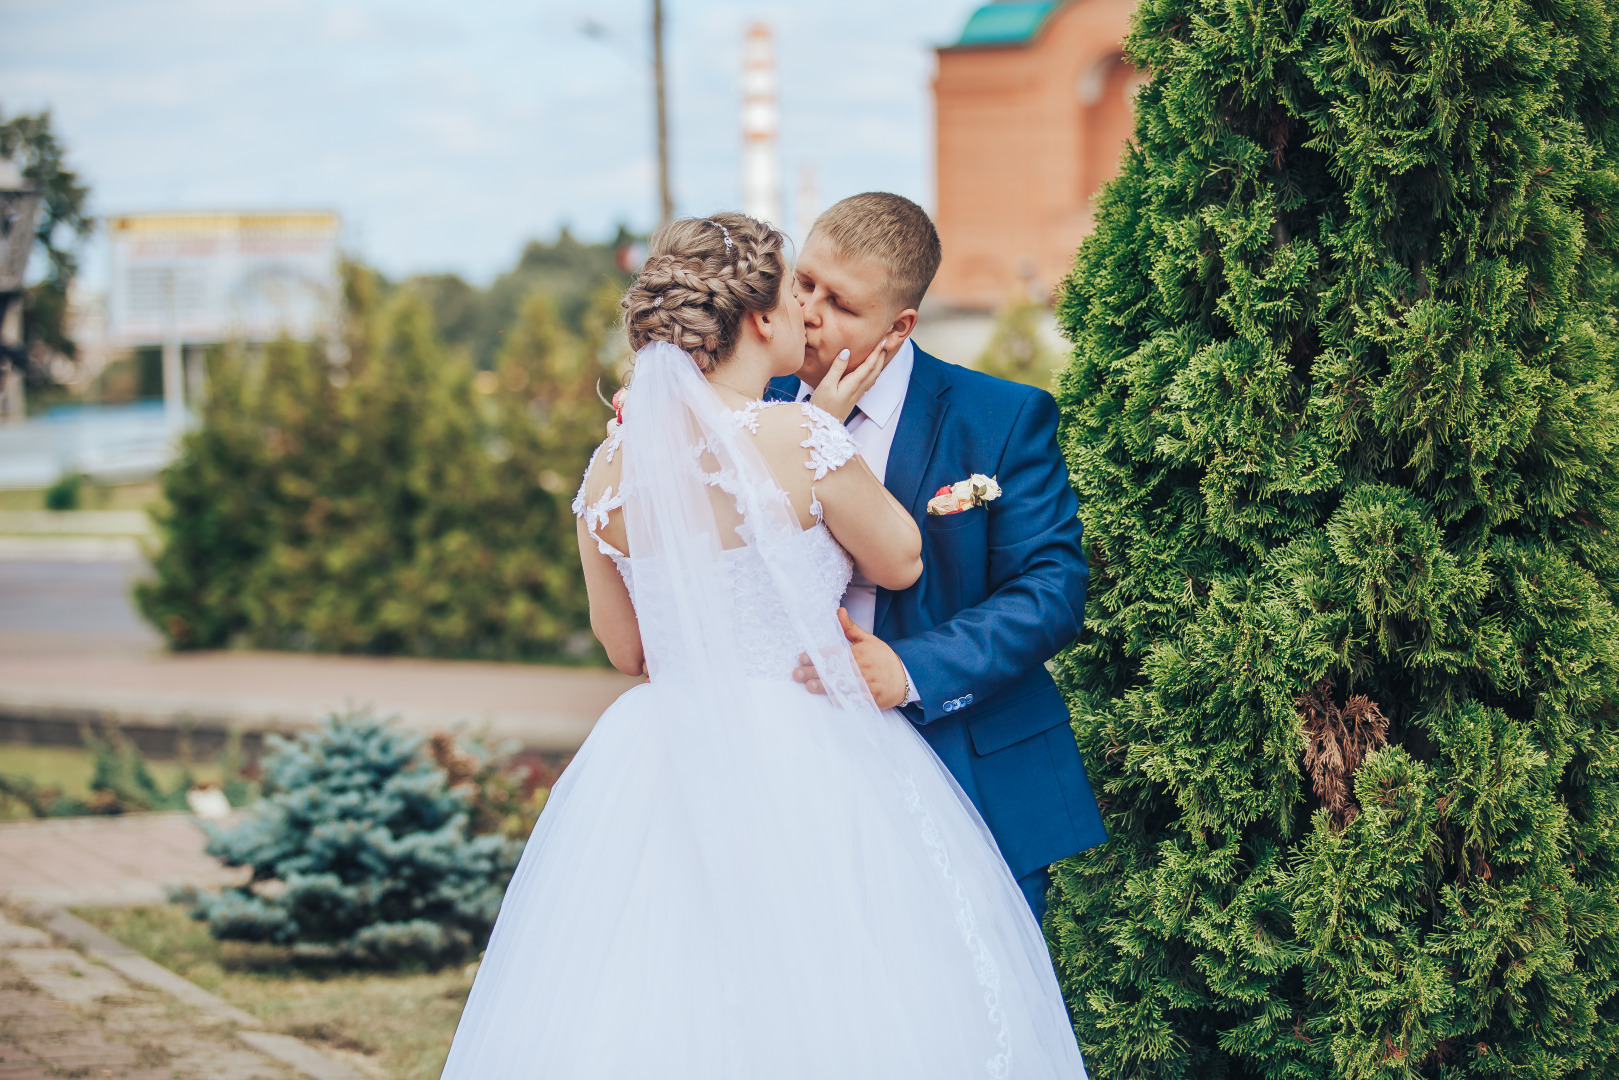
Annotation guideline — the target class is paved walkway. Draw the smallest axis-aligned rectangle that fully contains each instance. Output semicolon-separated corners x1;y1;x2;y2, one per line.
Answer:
0;559;639;754
0;907;365;1080
0;814;249;908
0;910;300;1080
0;647;639;753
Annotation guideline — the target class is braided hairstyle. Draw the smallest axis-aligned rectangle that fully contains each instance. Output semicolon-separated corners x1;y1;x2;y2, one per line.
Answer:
622;213;789;373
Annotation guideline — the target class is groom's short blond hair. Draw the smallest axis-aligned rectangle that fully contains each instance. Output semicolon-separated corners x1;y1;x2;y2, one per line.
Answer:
809;193;941;311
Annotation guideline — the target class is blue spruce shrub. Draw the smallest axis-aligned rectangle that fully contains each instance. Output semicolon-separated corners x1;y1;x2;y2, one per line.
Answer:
186;711;523;963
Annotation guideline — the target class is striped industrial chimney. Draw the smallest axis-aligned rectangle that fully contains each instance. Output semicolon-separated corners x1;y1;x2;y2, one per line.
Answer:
741;22;781;227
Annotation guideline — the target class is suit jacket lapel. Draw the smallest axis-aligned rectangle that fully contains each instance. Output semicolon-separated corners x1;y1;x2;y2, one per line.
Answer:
765;374;801;402
876;347;950;633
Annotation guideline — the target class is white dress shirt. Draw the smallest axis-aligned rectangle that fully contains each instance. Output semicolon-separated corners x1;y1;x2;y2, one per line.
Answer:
797;339;923;705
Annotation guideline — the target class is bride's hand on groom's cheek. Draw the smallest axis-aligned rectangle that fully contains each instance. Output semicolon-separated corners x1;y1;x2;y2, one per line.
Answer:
808;341;887;423
792;608;908;709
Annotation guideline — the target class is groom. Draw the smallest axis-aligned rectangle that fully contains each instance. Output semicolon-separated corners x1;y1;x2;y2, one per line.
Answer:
775;193;1106;921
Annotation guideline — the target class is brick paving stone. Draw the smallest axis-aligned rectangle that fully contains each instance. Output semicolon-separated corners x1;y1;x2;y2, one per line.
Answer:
4;949;130;1005
0;1048;49;1079
0;927;301;1080
0;928;47;951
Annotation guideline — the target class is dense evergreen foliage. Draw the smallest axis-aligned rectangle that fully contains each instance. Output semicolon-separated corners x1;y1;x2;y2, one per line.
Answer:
186;713;524;964
0;108;92;399
136;264;620;660
1049;0;1619;1074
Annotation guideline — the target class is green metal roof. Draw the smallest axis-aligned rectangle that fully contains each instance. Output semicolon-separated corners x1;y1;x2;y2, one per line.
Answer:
954;1;1060;48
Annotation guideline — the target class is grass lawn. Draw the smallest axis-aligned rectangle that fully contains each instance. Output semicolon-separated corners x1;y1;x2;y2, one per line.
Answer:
74;904;471;1080
0;742;229;821
0;480;163;513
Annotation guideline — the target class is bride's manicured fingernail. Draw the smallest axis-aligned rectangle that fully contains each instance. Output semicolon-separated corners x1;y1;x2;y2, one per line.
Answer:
838;349;850;361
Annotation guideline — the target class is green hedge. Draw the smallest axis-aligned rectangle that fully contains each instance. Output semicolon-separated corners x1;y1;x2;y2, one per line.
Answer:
137;266;620;661
1050;0;1619;1074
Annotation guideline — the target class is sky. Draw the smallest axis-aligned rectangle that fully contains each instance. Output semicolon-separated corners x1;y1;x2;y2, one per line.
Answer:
0;0;986;287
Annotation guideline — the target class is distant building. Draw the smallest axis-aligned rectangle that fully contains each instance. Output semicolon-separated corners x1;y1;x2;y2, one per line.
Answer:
933;0;1142;311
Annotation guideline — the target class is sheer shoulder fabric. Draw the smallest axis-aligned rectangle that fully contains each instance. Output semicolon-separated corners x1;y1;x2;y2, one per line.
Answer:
745;401;861;523
572;425;626;558
574;400;864;552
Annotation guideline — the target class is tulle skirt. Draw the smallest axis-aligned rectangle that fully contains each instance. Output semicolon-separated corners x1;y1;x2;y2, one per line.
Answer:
440;678;1089;1079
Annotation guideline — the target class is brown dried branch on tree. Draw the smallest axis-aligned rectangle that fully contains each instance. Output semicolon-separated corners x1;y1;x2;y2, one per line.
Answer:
1297;680;1389;830
428;731;479;788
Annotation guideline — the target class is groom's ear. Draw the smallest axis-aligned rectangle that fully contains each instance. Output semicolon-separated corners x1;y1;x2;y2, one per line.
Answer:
888;308;919;345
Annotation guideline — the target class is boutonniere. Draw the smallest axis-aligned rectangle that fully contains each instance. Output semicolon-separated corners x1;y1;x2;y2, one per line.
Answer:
927;474;1001;516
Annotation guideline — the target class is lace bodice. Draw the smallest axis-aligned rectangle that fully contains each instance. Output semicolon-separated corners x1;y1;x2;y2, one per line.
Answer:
572;402;859;680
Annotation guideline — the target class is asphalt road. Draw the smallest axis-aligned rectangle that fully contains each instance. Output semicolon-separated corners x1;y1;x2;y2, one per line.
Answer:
0;560;163;657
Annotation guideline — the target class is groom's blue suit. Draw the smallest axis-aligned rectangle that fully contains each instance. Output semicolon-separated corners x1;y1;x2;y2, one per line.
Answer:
769;345;1106;919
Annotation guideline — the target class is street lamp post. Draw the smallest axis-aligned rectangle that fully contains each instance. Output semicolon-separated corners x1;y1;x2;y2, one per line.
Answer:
0;164;43;424
652;0;673;226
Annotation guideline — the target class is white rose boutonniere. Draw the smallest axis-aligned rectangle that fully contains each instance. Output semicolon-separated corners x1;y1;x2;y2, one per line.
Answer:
927;473;1002;516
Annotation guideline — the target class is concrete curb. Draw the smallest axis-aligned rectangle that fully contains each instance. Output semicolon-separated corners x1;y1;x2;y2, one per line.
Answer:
32;905;368;1080
0;690;584;763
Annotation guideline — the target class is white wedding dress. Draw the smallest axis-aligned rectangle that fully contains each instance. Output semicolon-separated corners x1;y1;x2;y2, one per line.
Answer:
440;343;1088;1079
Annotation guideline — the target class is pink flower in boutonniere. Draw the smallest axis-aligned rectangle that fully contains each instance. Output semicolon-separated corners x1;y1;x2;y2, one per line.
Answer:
927;473;1002;516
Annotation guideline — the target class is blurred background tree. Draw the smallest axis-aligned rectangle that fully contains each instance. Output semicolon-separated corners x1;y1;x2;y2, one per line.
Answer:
1049;0;1619;1075
973;295;1061;388
136;239;631;662
410;226;637;371
0;108;92;405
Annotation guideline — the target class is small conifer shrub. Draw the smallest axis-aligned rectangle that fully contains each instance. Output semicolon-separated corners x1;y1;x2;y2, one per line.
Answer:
185;712;524;964
1050;0;1619;1074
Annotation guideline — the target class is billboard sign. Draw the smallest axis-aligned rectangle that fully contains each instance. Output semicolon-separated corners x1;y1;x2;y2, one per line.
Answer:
106;210;341;346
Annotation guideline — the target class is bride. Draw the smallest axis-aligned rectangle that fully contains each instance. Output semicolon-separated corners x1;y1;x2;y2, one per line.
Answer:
439;213;1088;1079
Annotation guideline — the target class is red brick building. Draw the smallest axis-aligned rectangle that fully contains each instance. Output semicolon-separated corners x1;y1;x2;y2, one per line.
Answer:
933;0;1141;310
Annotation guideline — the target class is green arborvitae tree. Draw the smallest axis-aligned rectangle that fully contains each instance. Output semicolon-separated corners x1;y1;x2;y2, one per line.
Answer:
1049;0;1619;1075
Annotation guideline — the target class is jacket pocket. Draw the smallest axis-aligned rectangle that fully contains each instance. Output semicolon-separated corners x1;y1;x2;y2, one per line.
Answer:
922;508;988;621
925;506;983;532
967;676;1069;756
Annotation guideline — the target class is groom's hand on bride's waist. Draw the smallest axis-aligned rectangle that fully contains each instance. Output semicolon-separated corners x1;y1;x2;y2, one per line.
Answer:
793;608;909;709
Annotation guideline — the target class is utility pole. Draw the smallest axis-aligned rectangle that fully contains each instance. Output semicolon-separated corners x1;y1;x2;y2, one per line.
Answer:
652;0;673;226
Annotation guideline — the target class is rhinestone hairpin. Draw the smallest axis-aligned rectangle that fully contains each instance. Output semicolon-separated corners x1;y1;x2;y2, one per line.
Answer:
711;221;734;251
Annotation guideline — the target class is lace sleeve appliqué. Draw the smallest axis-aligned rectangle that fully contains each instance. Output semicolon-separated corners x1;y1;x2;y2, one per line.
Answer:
733;400;766;433
573;427;629;556
798;403;859;482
